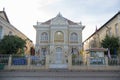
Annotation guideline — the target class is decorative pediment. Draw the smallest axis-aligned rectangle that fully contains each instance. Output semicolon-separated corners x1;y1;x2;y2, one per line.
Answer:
51;13;68;25
41;13;80;26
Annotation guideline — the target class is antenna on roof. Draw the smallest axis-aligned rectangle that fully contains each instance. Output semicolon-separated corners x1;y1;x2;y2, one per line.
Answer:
3;7;5;11
57;12;62;17
79;21;82;25
37;20;39;25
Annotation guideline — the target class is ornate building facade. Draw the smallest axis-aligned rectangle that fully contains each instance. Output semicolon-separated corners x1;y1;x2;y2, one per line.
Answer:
34;13;84;67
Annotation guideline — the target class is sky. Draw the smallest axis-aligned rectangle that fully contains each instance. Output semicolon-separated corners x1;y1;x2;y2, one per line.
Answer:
0;0;120;44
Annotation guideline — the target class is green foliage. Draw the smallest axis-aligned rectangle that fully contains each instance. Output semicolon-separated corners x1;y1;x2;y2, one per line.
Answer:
101;35;120;55
72;54;77;59
0;35;26;55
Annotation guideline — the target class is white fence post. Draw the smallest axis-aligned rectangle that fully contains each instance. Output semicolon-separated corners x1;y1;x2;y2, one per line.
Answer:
87;57;90;66
105;56;108;66
68;54;72;70
117;56;120;66
45;55;49;69
27;55;31;69
8;55;12;69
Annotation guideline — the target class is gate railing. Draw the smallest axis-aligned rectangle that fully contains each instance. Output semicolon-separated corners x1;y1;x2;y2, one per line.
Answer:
72;54;84;65
71;54;120;66
12;55;27;65
108;58;120;66
0;54;46;67
0;54;9;65
30;56;45;66
89;57;106;65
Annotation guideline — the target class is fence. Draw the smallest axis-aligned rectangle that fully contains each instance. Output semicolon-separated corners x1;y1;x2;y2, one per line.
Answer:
0;54;46;70
71;55;120;66
12;55;27;65
0;54;9;65
108;56;120;66
30;56;45;66
0;54;120;70
70;54;120;70
89;57;105;65
72;56;84;65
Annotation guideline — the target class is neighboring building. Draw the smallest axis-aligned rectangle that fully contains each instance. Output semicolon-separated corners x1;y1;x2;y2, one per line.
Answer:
83;11;120;57
34;13;84;67
0;9;34;55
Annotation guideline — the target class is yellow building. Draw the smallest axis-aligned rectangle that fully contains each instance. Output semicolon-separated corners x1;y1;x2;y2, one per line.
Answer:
0;9;34;55
83;11;120;58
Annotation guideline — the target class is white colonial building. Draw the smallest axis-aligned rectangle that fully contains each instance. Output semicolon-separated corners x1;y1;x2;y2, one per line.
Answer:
33;13;84;68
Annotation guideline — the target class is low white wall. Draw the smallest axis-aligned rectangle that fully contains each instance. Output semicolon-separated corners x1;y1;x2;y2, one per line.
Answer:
4;65;47;70
70;65;120;70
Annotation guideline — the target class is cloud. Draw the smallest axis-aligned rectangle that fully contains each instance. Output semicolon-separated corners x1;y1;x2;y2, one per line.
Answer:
37;0;62;8
62;0;120;14
0;0;119;43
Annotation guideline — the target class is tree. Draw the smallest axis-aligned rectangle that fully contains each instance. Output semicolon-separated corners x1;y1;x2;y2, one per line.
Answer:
0;35;26;55
30;47;35;55
101;35;120;55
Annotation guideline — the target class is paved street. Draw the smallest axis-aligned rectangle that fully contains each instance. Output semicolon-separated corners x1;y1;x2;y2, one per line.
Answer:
0;70;120;80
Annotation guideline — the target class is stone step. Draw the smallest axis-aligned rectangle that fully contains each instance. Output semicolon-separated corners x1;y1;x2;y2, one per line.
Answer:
49;64;68;69
49;68;69;72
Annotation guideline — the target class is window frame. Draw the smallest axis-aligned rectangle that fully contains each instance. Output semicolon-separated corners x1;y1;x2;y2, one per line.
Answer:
70;32;78;43
0;26;3;39
40;32;48;42
54;31;64;42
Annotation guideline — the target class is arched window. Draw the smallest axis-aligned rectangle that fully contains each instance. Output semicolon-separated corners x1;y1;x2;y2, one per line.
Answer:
0;26;3;39
70;33;78;42
41;32;48;42
54;31;64;42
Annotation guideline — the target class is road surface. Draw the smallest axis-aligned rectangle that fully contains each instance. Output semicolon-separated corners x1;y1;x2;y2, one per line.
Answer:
0;70;120;80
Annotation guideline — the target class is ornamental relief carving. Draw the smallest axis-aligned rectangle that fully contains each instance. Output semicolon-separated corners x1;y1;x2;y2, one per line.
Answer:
51;16;68;25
